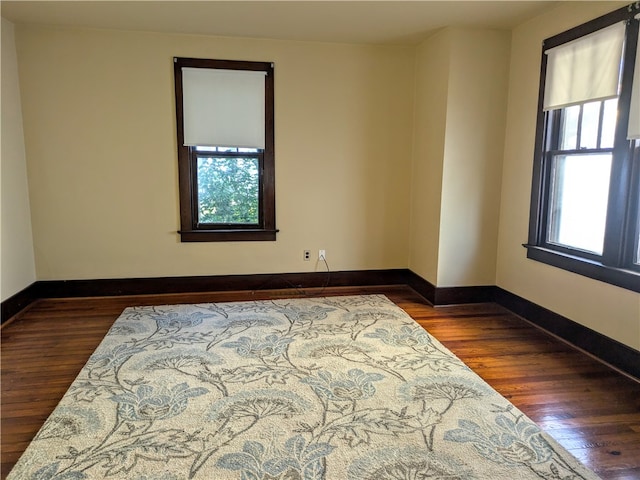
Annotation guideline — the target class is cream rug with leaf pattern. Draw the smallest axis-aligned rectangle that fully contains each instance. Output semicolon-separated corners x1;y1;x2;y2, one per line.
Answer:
9;295;600;479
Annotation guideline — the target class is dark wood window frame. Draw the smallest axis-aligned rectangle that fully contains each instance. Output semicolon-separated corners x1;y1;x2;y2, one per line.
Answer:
173;57;277;242
526;4;640;293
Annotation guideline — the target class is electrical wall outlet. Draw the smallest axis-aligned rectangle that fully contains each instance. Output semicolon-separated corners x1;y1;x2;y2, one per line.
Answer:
319;249;326;260
303;250;311;261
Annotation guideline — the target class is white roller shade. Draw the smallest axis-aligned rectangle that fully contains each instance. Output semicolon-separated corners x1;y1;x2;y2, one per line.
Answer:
628;19;640;140
182;67;266;148
544;22;625;111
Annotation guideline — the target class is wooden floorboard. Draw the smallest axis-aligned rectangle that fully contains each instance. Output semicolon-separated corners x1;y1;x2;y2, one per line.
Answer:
1;285;639;479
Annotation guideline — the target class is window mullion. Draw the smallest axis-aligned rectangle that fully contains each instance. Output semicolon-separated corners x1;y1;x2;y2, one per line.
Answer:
190;147;202;228
541;110;574;248
596;101;605;149
538;112;561;246
576;105;584;148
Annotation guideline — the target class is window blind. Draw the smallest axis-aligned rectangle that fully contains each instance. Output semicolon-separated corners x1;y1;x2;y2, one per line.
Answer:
182;67;266;149
544;22;625;111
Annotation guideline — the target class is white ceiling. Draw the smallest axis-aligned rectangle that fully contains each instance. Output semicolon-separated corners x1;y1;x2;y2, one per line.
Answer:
1;1;559;45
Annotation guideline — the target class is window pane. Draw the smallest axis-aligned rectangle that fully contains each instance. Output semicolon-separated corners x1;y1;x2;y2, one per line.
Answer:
197;156;259;224
560;105;580;150
579;101;601;149
548;154;612;254
600;98;618;148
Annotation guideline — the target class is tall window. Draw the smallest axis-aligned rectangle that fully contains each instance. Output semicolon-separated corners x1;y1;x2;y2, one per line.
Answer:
527;4;640;292
173;58;277;242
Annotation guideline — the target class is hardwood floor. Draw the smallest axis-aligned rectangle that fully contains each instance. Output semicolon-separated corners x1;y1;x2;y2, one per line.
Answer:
2;285;639;479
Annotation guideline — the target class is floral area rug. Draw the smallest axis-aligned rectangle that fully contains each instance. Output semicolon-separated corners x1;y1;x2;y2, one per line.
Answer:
9;294;600;480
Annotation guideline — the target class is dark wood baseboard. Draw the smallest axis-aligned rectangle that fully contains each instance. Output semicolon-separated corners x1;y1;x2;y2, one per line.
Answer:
2;269;495;322
494;287;640;379
1;283;40;323
1;269;409;323
3;271;637;380
404;270;496;305
404;270;436;303
2;269;491;323
35;269;409;298
435;285;497;305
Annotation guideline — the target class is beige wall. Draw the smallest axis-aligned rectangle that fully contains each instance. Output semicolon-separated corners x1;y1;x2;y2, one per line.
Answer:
438;28;509;287
408;29;450;285
15;25;414;280
1;18;36;301
9;7;639;351
409;28;510;287
498;1;640;350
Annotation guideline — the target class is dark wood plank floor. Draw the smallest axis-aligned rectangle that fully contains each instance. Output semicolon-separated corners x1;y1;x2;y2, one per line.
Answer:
2;285;639;479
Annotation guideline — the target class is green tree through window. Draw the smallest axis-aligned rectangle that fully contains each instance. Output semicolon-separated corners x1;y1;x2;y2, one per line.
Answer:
197;155;260;225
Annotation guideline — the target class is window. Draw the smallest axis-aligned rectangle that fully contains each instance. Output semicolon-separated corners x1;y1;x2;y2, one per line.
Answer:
526;4;640;292
173;58;277;242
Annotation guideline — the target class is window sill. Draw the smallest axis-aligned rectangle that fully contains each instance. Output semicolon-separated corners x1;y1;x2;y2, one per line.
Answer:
179;229;278;242
524;245;640;293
